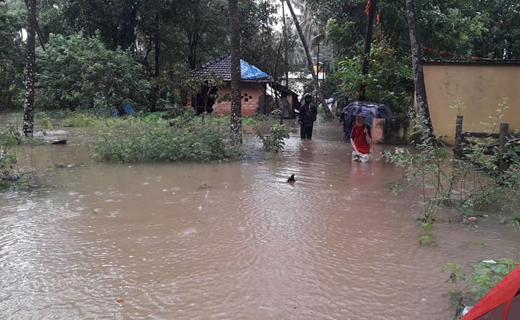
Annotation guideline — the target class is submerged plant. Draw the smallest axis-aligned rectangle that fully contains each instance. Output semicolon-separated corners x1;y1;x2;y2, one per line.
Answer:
254;124;290;153
383;99;520;231
0;128;21;191
419;234;436;246
443;258;518;318
471;258;517;300
37;111;54;130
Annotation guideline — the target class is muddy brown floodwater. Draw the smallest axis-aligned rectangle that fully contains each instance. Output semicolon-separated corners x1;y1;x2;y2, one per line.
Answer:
1;117;520;320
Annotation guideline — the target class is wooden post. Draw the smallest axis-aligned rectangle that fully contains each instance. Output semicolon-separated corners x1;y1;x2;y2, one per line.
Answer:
499;123;509;172
454;115;463;158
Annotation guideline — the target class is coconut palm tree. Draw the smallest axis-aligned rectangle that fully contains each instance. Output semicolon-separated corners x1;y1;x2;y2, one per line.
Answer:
228;0;242;144
285;0;332;116
23;0;37;137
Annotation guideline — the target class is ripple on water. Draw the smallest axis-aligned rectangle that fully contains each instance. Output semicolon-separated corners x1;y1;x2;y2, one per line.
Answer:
1;123;520;319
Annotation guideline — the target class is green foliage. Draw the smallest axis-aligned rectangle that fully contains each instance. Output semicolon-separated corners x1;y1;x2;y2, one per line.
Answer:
0;127;22;147
243;114;276;127
443;263;466;284
449;98;467;115
471;259;518;301
383;100;520;246
36;112;54;130
382;141;451;223
239;0;291;79
475;240;486;247
421;222;435;231
443;258;518;314
0;2;25;110
90;114;242;163
418;1;485;58
334;43;413;118
0;127;21;191
471;0;520;59
322;0;517;60
62;113;104;127
36;33;150;111
326;18;359;58
455;99;520;216
254;124;290;153
419;234;437;247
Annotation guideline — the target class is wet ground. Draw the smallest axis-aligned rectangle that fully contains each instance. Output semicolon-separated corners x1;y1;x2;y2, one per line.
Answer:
1;116;520;319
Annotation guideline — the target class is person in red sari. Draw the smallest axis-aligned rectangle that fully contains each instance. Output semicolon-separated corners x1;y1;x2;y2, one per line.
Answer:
350;116;372;162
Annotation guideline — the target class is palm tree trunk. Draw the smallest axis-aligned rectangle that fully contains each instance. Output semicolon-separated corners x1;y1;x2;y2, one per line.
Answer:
359;0;378;101
405;0;435;138
154;12;160;78
286;0;332;116
282;1;289;88
23;0;37;137
228;0;242;145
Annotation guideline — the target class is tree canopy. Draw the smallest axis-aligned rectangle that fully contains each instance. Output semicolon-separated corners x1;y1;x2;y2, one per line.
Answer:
2;0;520;115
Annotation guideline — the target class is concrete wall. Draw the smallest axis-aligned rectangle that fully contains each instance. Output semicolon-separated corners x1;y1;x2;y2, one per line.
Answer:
186;82;265;116
424;63;520;145
213;82;265;116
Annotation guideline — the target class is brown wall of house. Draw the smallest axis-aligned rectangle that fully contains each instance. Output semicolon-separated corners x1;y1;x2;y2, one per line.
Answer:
424;63;520;145
213;82;265;116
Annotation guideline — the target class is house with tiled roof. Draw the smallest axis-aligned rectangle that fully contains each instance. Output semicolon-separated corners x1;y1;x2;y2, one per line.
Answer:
187;54;299;117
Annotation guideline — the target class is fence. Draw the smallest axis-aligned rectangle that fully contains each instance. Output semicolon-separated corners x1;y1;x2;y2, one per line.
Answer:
454;115;519;171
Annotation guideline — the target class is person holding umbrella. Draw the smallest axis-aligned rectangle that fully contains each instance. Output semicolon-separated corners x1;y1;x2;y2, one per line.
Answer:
351;116;372;162
298;93;317;139
343;100;393;162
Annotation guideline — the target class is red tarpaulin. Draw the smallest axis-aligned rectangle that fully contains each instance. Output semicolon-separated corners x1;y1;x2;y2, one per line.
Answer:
462;265;520;320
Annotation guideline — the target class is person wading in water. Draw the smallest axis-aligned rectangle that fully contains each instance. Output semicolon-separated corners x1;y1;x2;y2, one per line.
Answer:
298;93;317;139
351;116;372;162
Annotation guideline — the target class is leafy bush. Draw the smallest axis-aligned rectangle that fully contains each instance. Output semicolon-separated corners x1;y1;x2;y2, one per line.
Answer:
36;33;150;111
419;234;437;247
383;105;520;228
254;124;290;153
471;259;518;300
36;112;54;130
90;115;242;163
443;258;518;313
62;113;104;127
0;128;20;191
62;111;173;128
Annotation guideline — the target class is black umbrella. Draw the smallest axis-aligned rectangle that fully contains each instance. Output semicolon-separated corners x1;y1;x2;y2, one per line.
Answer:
344;101;394;119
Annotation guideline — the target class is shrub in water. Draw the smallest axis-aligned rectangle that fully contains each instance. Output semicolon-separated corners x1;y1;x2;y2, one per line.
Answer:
255;124;290;153
90;116;242;163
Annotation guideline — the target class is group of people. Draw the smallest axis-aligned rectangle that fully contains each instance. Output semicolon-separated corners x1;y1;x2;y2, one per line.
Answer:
297;93;372;163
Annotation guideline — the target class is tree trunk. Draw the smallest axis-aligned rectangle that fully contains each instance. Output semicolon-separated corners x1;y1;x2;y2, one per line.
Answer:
286;0;332;116
359;0;378;101
405;0;435;138
282;1;289;88
316;41;320;103
228;0;242;145
154;12;160;78
23;0;45;51
23;0;37;137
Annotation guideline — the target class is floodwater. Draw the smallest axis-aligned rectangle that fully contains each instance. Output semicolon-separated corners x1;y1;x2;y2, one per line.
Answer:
1;117;520;320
